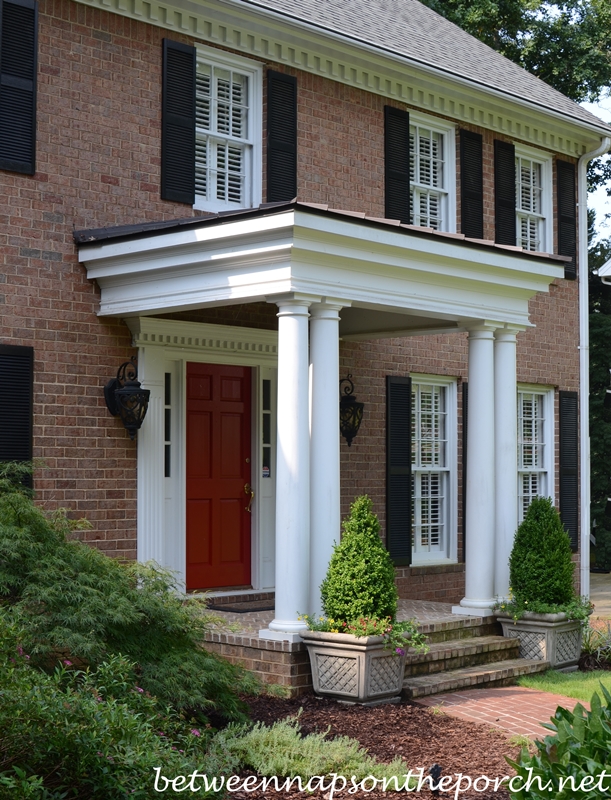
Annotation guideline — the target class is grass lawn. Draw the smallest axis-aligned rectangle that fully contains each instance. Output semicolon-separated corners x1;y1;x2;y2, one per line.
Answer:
518;670;611;702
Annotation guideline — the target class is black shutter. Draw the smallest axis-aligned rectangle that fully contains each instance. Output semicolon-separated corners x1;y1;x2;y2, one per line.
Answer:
494;139;516;246
386;375;412;564
462;381;468;562
559;390;578;551
384;106;410;224
0;345;33;463
0;0;38;175
557;159;577;280
460;130;483;239
267;70;297;203
161;39;195;204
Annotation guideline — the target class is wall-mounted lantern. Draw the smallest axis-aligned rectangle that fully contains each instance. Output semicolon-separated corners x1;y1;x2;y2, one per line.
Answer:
339;374;364;447
104;357;150;440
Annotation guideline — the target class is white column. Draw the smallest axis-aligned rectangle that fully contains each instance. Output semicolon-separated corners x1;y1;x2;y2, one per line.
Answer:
263;298;312;641
493;329;518;601
454;326;496;616
309;302;343;618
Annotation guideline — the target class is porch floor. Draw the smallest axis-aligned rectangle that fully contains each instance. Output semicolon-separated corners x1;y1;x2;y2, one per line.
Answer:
204;598;478;636
200;598;497;695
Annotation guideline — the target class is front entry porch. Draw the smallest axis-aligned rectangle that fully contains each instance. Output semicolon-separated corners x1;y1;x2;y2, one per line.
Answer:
76;201;567;639
201;596;549;697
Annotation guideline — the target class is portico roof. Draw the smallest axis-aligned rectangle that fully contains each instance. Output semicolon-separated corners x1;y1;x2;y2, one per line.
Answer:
76;202;567;336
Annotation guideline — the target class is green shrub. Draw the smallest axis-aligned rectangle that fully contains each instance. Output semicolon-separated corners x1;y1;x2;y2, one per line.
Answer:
320;495;398;623
210;715;409;783
509;497;576;607
0;616;235;798
0;462;258;723
507;684;611;799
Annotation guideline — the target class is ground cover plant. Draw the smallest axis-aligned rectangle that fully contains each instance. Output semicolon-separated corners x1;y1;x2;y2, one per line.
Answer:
508;685;611;800
517;669;611;702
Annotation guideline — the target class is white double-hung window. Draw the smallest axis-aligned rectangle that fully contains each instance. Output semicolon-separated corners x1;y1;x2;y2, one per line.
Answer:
515;146;552;252
411;376;457;563
410;114;455;232
194;47;262;212
517;386;554;521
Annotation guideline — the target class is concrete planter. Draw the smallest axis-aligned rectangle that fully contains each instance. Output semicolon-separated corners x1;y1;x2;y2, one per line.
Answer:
300;630;406;704
495;611;583;671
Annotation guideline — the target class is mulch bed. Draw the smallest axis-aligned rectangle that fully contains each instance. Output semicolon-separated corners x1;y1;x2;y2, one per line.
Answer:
232;693;526;799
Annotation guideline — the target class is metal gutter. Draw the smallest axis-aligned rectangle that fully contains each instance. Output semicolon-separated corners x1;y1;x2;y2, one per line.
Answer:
578;136;611;599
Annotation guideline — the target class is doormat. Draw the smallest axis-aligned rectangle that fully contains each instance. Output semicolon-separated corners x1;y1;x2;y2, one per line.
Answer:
207;599;275;613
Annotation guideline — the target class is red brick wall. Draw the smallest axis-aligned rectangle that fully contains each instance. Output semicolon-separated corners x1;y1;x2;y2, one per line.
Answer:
0;0;581;587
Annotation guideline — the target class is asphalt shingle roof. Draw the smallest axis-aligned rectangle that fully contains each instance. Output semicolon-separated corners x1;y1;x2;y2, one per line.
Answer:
239;0;611;133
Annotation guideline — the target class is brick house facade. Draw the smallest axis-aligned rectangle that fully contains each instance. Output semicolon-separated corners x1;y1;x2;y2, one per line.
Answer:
1;0;610;634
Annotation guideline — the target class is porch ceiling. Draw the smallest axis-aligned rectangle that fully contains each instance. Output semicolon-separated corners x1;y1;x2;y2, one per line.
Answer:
77;203;566;331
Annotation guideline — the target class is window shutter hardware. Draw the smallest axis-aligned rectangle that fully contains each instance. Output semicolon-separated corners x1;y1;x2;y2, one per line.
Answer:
0;0;38;175
384;106;410;224
494;139;516;246
267;70;297;203
386;375;412;564
460;130;484;239
161;39;196;205
557;159;577;280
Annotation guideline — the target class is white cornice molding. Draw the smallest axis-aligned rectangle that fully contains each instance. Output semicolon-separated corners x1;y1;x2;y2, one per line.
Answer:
127;316;278;362
70;0;603;157
81;208;564;326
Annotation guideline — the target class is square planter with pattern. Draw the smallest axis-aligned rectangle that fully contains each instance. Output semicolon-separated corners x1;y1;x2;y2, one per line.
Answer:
300;630;406;704
495;611;583;671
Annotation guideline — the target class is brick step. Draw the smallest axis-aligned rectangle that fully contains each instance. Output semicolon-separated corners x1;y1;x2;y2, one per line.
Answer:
417;616;502;644
404;635;520;677
402;658;550;699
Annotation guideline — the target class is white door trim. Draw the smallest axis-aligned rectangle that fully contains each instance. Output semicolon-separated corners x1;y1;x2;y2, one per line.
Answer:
129;317;278;591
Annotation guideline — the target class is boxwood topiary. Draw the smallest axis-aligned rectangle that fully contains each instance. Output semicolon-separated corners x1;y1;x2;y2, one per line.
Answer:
509;496;575;607
320;495;398;623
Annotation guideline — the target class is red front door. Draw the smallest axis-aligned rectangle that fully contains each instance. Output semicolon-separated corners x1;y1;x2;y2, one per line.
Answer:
186;363;252;590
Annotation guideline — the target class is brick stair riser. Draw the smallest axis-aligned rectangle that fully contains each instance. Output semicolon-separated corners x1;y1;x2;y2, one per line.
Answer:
423;620;502;644
404;639;520;677
402;659;550;699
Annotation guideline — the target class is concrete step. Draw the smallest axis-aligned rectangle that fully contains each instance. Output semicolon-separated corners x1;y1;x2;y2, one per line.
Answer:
405;635;520;677
402;657;550;699
418;615;502;644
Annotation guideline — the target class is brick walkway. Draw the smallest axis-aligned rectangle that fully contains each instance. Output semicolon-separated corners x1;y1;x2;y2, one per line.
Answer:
414;685;588;738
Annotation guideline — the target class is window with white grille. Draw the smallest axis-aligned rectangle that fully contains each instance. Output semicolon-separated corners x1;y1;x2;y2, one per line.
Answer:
409;114;455;232
517;387;554;521
514;147;552;252
194;48;261;212
411;378;457;562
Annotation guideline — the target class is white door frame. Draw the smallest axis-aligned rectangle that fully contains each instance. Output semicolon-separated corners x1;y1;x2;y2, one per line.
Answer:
128;317;278;591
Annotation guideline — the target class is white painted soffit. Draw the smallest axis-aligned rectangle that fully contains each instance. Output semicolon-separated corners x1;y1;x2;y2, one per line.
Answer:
79;208;565;326
70;0;607;156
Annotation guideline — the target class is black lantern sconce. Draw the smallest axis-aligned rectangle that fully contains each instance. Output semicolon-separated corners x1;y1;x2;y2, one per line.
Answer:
339;374;364;447
104;357;150;440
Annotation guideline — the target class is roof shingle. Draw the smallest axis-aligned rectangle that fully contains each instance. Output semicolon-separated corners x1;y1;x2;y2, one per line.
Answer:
239;0;611;132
